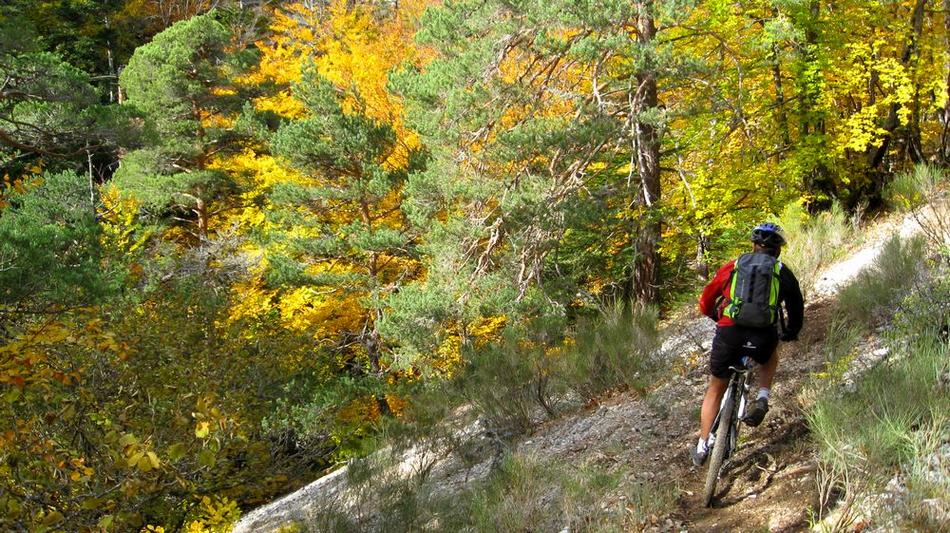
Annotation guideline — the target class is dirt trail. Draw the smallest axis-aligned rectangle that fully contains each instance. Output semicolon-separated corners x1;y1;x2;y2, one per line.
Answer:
514;213;926;531
516;299;835;532
677;299;834;531
518;215;921;531
485;217;921;531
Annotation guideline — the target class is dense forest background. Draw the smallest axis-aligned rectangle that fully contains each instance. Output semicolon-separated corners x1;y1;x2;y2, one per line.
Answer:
1;0;947;529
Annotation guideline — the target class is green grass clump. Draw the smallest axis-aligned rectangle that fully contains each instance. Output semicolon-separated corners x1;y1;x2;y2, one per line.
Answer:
307;451;661;532
885;164;950;255
884;163;947;212
808;260;949;530
777;201;856;298
468;453;669;532
835;234;925;326
809;337;945;471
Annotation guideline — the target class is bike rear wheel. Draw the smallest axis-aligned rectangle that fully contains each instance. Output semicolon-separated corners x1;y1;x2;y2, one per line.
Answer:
703;390;734;507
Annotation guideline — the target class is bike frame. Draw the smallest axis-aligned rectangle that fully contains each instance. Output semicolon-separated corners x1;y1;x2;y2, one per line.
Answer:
713;366;750;459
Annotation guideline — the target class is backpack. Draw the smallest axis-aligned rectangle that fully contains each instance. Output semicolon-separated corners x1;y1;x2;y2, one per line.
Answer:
723;252;782;328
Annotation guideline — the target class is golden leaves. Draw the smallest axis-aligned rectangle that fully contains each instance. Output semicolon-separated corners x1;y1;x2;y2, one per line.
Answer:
194;421;211;439
247;0;431;168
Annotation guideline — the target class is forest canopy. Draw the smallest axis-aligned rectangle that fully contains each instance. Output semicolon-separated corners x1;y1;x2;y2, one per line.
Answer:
0;0;947;530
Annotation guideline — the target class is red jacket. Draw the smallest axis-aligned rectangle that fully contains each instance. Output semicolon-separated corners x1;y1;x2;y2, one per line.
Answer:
698;257;805;335
699;260;738;327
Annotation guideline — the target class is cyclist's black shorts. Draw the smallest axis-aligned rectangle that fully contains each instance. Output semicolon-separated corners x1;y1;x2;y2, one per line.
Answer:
709;325;778;378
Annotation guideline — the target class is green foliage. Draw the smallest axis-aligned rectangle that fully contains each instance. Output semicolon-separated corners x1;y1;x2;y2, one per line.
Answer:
884;164;948;212
114;11;247;233
267;374;388;463
391;0;670;342
274;70;407;179
0;49;136;177
0;1;131;76
0;171;111;310
557;304;659;403
120;12;232;140
267;67;420;293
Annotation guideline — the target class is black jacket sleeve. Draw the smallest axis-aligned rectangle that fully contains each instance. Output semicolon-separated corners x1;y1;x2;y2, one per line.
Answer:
779;264;805;338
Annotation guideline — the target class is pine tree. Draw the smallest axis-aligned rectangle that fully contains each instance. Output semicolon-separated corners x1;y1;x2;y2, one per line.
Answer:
114;11;249;240
0;170;108;314
386;0;683;362
270;69;423;372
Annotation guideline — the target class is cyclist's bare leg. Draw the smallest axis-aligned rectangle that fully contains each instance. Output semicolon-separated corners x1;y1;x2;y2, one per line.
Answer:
700;376;730;440
757;349;779;390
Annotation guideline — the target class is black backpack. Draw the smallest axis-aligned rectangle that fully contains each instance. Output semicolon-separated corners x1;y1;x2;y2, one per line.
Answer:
723;252;782;328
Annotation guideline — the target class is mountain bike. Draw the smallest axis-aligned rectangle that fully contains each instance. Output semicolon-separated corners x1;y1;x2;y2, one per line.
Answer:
702;360;753;507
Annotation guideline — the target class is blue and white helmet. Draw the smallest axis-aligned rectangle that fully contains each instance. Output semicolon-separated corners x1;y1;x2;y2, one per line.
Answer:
751;222;786;248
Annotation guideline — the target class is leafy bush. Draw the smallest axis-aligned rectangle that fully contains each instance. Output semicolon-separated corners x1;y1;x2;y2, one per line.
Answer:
459;331;559;438
268;374;390;463
452;303;660;439
0;275;330;531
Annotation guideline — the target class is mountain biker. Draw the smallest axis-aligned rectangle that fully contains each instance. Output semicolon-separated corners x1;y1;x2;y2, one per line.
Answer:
690;222;805;466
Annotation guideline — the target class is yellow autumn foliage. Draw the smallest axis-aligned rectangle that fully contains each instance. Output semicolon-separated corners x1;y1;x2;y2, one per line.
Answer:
211;0;434;368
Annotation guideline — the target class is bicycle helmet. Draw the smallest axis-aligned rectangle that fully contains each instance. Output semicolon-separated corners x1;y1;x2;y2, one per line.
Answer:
751;222;786;248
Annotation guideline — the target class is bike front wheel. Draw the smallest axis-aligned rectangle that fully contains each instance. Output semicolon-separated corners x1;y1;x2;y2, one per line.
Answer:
703;391;734;507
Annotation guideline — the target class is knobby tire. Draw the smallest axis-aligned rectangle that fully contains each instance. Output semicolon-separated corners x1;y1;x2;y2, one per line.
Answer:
703;391;734;507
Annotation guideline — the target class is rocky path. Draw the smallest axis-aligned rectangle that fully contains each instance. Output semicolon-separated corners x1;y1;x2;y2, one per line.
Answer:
513;214;920;531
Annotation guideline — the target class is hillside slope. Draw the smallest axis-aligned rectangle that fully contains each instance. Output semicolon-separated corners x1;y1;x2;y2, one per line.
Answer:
234;212;932;532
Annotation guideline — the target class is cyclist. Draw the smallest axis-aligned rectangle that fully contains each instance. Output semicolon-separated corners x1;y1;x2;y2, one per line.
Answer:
690;222;804;466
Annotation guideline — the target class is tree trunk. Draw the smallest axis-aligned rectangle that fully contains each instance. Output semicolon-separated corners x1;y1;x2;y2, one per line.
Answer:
795;0;833;204
359;193;383;373
87;148;96;215
195;196;208;239
105;17;117;103
769;8;791;149
799;0;821;138
630;0;661;305
695;232;709;280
